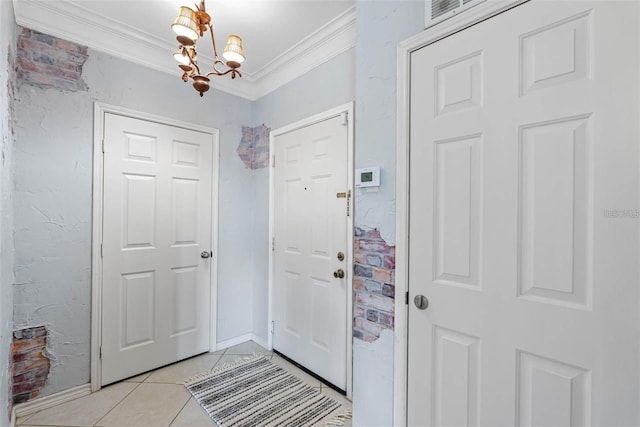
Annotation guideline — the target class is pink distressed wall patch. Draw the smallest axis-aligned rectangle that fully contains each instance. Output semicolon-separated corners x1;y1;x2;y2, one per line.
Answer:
353;227;395;342
17;28;88;92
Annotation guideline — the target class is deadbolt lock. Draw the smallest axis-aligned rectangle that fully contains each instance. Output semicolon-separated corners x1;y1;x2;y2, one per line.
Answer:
337;251;345;261
333;269;345;279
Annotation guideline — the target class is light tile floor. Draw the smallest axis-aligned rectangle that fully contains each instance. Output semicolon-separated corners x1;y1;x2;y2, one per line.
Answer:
17;341;352;427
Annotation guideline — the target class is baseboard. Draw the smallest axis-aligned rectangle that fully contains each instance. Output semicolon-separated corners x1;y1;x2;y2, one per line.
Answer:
215;333;253;351
251;333;270;350
11;383;92;421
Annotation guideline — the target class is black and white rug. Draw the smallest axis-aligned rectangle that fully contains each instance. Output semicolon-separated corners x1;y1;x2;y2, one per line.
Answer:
185;354;351;426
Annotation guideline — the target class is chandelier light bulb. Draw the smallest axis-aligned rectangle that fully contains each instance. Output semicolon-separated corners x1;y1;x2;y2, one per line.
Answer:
173;48;190;65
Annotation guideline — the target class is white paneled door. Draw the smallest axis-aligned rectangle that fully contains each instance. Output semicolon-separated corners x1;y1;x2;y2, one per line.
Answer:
101;113;214;385
273;115;349;391
408;1;639;425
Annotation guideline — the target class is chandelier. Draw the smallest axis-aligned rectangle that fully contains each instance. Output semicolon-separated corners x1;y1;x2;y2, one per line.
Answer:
171;0;246;97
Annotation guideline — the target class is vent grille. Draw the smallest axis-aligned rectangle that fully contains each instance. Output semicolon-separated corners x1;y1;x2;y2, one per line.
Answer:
428;0;483;26
432;0;460;19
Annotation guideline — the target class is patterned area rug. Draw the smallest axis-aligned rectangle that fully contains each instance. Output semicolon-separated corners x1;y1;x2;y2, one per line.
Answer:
185;354;349;426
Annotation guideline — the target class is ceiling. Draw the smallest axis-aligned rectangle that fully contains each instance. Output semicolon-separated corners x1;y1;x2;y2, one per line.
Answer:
13;0;356;99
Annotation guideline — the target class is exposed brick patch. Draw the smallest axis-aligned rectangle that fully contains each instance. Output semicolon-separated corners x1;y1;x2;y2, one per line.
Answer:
11;326;50;405
16;27;88;92
353;227;395;342
237;124;270;169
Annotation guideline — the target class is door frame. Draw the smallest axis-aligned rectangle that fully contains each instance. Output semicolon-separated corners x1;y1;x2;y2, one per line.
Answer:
90;102;220;392
393;1;529;424
267;102;355;398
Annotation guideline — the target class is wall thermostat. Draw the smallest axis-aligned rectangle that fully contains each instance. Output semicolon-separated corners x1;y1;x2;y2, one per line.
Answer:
356;166;380;188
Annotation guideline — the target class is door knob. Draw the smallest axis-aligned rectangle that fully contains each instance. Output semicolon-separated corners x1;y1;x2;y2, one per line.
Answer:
333;269;345;279
414;295;429;310
201;251;211;259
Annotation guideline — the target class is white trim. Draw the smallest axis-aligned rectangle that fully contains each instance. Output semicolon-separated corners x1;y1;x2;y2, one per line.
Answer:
393;31;412;427
11;383;92;420
216;333;253;351
251;7;356;99
268;102;354;399
250;333;269;350
12;0;355;101
91;102;220;391
214;333;269;352
393;1;529;425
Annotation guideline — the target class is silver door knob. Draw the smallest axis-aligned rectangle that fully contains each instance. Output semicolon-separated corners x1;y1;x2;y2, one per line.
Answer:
201;251;211;259
414;295;429;310
333;269;345;279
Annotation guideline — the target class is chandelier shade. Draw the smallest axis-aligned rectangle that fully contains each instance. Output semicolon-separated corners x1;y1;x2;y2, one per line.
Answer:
171;6;199;41
171;0;245;97
222;35;245;65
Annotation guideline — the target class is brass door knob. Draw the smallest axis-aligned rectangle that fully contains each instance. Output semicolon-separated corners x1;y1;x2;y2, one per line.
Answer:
333;269;345;279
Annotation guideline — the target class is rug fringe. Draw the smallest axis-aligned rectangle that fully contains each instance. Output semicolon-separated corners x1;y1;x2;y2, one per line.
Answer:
184;353;266;386
323;408;352;426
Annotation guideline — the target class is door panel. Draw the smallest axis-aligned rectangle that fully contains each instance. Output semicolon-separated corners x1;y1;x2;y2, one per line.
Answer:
273;115;349;390
102;113;214;385
408;1;639;425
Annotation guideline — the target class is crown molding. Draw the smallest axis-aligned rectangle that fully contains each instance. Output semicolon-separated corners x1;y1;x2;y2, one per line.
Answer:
12;0;356;101
249;6;356;99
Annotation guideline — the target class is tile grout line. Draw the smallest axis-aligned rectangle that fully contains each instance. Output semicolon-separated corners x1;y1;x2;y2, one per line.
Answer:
167;394;193;427
169;352;226;426
93;380;144;426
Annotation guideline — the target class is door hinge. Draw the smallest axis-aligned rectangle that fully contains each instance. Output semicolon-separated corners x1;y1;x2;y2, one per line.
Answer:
99;346;102;360
346;190;351;217
272;237;275;252
271;154;275;168
341;112;348;126
270;320;275;335
405;291;409;305
101;138;105;153
100;243;103;258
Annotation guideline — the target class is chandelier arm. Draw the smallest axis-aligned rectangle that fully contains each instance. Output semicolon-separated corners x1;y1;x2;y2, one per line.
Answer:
206;23;221;60
210;58;230;75
205;68;233;78
182;46;201;75
188;57;201;75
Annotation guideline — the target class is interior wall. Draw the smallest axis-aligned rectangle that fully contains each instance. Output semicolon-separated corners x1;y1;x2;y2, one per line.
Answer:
0;1;17;423
353;1;423;426
250;48;355;342
13;44;254;397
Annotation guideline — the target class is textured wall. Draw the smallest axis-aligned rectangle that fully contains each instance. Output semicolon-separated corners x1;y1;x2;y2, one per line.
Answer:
0;1;17;423
353;1;424;426
13;31;254;397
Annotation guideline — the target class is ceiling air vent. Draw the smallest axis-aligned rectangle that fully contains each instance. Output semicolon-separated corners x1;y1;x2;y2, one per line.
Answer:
427;0;485;27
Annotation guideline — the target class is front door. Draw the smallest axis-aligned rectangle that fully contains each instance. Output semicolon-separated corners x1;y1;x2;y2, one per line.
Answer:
408;1;639;425
273;114;349;391
101;113;215;385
